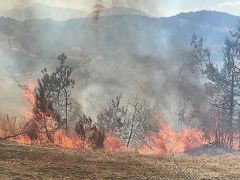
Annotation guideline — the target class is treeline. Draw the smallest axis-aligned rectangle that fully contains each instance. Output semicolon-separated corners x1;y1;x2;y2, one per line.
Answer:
191;22;240;148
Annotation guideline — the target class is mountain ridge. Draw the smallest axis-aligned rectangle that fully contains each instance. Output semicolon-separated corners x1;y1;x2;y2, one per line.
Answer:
0;10;239;61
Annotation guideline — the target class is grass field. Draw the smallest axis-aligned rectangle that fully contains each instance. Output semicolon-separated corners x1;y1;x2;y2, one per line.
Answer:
0;140;240;179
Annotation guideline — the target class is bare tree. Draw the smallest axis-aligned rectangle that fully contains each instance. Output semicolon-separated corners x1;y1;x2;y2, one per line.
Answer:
97;95;158;148
124;96;158;148
97;94;127;135
177;96;193;131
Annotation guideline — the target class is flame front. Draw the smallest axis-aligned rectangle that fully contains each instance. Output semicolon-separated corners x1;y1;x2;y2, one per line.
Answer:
104;133;131;153
22;78;36;120
139;115;205;154
9;78;89;149
6;78;205;153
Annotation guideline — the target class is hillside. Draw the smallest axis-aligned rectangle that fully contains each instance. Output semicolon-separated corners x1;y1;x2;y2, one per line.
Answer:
0;10;238;59
0;140;240;179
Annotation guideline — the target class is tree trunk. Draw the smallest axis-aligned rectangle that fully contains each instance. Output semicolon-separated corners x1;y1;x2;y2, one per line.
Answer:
126;104;137;147
127;121;134;147
1;132;26;140
64;88;68;133
43;114;53;142
229;73;234;148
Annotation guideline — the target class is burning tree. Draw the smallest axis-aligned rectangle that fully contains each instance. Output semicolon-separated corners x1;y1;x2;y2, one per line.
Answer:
191;22;240;148
75;114;105;149
27;53;75;142
51;53;75;133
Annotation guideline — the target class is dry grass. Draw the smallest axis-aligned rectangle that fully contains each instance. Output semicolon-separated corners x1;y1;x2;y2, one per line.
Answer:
0;140;240;179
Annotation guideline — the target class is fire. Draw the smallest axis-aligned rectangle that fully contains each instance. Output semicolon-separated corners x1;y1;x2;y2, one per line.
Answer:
104;133;131;153
102;115;205;154
22;78;36;120
53;130;89;149
7;78;90;149
22;78;36;107
13;134;31;144
3;78;205;154
139;115;205;154
13;130;90;149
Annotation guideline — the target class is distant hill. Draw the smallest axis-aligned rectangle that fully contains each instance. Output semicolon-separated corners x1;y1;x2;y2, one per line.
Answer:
0;10;238;58
0;10;239;74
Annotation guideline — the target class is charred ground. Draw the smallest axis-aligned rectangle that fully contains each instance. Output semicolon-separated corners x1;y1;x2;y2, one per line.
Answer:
0;140;240;179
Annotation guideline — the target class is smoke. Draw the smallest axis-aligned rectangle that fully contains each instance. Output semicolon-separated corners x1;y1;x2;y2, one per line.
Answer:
0;0;34;11
0;76;23;114
0;5;209;128
111;0;160;16
71;45;206;127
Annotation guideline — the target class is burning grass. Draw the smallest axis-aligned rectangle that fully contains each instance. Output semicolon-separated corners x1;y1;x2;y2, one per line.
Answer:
0;77;206;154
0;59;208;155
2;118;205;154
0;140;240;179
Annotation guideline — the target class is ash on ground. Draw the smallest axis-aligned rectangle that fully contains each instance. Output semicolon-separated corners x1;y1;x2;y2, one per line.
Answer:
185;144;240;156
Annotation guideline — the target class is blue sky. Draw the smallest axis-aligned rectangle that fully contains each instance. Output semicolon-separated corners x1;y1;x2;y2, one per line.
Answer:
0;0;240;16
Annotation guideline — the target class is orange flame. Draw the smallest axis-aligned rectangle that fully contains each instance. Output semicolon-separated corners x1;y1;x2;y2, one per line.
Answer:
7;78;89;149
13;130;90;149
22;78;36;120
139;115;205;154
53;130;90;149
5;78;206;154
104;133;131;153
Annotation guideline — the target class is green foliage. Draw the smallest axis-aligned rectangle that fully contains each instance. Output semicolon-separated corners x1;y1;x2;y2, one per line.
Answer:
33;53;75;140
191;22;240;148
